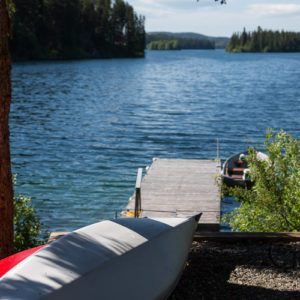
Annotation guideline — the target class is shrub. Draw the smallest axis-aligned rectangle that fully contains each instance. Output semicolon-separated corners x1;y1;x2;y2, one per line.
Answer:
222;129;300;232
14;176;48;252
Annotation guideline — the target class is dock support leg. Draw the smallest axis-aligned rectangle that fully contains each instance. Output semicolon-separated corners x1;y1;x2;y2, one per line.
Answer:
134;168;143;218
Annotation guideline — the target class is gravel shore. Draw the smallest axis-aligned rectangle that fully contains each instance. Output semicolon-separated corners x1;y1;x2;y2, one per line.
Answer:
170;241;300;300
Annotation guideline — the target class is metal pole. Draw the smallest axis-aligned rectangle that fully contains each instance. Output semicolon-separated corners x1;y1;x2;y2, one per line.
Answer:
217;137;220;161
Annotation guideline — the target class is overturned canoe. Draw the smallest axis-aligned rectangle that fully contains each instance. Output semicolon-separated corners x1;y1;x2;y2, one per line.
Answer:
0;215;200;300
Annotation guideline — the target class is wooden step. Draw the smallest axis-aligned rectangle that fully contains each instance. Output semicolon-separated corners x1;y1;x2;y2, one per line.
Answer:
232;168;245;172
231;174;243;179
232;168;244;175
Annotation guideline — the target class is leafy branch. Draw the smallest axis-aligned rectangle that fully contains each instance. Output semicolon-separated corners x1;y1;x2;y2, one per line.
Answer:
13;175;49;252
222;129;300;232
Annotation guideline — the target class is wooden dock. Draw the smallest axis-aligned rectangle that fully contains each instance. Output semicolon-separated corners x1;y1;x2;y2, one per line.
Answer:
122;158;221;231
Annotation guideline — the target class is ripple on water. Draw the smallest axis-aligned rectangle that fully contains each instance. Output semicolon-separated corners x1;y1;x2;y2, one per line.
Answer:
10;50;300;232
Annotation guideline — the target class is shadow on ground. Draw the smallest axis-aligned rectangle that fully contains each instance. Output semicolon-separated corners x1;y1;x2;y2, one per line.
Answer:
170;241;300;300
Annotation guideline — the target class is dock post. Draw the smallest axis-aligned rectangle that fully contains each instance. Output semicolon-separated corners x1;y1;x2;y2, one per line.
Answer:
217;137;220;161
217;138;221;169
134;168;143;218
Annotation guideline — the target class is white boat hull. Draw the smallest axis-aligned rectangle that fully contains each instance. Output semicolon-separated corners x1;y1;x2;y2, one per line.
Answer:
0;216;199;300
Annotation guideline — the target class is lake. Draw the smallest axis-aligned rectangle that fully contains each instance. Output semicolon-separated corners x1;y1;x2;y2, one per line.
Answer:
10;50;300;232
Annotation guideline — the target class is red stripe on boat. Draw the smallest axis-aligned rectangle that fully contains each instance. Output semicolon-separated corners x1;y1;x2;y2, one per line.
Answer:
0;245;45;278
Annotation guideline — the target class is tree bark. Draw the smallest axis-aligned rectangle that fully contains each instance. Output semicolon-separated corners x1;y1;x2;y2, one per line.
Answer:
0;0;14;259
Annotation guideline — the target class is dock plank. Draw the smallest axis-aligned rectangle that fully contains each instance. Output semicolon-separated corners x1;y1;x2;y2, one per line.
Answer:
123;158;221;231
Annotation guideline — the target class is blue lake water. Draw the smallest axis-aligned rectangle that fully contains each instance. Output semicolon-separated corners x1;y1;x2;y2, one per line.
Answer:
10;50;300;232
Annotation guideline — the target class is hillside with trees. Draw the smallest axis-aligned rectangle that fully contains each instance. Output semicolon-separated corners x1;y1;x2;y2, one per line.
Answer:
227;27;300;53
147;32;229;49
147;38;214;50
10;0;145;60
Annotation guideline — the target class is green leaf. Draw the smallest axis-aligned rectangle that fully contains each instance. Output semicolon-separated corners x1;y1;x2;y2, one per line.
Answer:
222;128;300;232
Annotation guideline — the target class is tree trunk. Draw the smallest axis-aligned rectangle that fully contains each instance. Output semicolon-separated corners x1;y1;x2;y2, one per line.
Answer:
0;0;14;259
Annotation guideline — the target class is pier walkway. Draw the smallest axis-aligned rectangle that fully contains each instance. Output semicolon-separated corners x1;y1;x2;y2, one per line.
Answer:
122;158;221;231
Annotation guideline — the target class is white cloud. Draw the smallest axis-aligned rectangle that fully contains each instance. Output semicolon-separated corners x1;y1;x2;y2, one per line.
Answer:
129;0;300;36
132;0;217;23
134;6;173;19
248;4;300;17
131;0;219;16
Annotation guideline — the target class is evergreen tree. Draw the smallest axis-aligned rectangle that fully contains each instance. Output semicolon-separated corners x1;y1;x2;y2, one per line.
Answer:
9;0;145;60
227;27;300;53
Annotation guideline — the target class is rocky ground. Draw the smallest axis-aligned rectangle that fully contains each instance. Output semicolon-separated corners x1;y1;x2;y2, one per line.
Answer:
170;241;300;300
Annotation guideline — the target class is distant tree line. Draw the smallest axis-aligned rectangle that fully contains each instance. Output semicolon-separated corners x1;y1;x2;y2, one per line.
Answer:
10;0;145;60
227;27;300;53
147;40;180;50
147;37;215;50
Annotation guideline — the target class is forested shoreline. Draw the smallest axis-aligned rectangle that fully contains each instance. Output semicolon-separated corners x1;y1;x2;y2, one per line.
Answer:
146;32;229;49
227;27;300;53
147;38;215;50
10;0;145;61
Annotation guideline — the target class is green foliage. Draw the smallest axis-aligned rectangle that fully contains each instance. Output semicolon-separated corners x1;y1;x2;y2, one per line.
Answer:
10;0;145;60
222;129;300;232
227;27;300;53
6;0;16;18
147;40;181;50
146;37;215;50
146;32;229;49
13;176;48;252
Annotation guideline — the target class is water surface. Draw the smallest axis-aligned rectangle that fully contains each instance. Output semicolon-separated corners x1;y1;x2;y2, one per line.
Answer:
10;50;300;231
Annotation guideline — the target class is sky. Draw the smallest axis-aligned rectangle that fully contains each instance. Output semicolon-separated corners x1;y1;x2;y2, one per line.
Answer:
128;0;300;37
